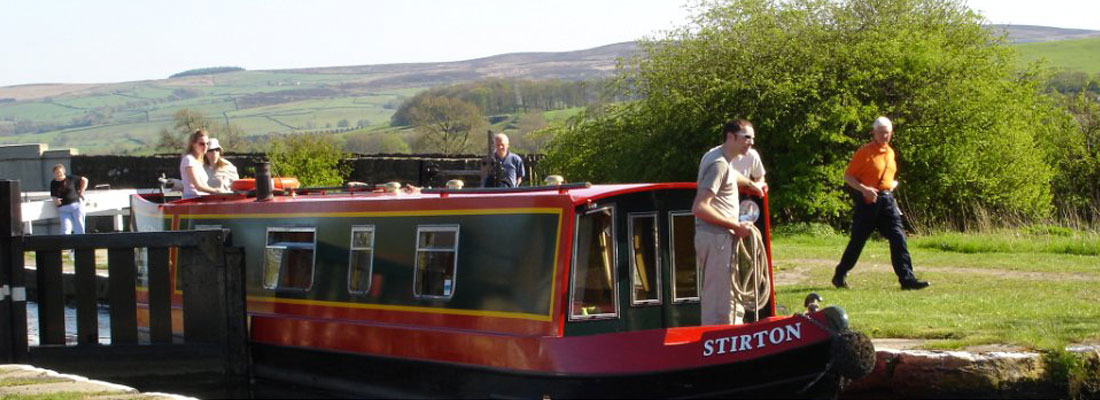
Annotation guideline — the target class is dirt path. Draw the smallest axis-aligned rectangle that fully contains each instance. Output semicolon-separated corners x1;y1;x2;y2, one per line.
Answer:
773;257;1100;286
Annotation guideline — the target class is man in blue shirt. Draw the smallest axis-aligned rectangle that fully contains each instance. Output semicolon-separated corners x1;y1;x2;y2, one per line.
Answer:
481;133;525;187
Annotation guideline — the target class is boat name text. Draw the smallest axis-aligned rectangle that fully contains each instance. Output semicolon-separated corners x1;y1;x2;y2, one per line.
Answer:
702;322;802;357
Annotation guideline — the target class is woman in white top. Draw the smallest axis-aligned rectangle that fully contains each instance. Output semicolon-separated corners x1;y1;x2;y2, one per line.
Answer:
203;138;239;193
179;129;221;199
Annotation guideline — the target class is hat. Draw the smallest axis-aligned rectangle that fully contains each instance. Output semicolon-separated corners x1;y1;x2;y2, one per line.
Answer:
207;138;222;151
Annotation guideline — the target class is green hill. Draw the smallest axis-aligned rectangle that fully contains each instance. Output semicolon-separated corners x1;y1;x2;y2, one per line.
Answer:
1015;36;1100;73
0;43;635;155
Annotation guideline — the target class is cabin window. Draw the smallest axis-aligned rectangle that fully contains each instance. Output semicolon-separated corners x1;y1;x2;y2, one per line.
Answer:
570;206;618;320
263;227;316;291
669;212;699;302
347;226;375;295
629;213;661;305
414;225;460;300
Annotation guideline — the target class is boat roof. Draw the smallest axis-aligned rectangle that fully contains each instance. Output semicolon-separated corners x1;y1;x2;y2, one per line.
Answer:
162;182;696;208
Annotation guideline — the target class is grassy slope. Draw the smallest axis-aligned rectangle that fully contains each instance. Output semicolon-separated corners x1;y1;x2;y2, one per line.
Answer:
2;33;1095;155
1015;37;1100;72
0;71;419;154
772;230;1100;350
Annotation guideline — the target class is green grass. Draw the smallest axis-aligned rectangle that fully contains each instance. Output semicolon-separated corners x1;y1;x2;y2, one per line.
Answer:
0;72;422;155
772;229;1100;350
1016;37;1100;72
0;377;70;387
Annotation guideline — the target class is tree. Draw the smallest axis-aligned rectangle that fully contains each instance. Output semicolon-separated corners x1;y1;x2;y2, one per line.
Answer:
540;0;1066;228
407;95;484;154
266;133;350;187
156;108;210;153
345;132;411;154
512;111;549;152
155;108;248;153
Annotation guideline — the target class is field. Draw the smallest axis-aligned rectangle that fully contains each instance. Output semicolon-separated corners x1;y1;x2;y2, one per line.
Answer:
0;43;633;156
1;29;1096;156
1015;36;1100;72
771;228;1100;350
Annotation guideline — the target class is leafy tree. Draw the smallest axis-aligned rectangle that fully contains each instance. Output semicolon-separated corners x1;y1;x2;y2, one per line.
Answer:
1048;78;1100;222
345;132;411;154
408;95;484;154
266;133;351;187
541;0;1066;228
154;108;247;153
155;109;208;152
512;111;549;152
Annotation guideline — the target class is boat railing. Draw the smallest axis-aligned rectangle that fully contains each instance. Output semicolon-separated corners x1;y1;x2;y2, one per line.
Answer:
422;182;592;196
241;182;593;198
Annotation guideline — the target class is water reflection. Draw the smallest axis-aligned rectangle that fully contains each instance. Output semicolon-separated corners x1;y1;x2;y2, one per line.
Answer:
25;301;112;345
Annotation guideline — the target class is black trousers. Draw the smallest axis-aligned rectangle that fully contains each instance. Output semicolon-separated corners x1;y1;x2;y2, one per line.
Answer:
835;192;916;283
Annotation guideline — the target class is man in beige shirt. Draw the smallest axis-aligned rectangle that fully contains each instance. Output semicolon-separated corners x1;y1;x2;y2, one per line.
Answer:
692;119;765;325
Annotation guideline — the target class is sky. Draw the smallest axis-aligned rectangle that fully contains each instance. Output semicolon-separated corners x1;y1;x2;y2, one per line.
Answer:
2;0;1098;87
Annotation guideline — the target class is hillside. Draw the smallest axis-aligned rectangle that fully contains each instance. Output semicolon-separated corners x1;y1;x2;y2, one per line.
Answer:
993;24;1100;43
0;42;638;155
1;24;1097;156
1015;36;1100;73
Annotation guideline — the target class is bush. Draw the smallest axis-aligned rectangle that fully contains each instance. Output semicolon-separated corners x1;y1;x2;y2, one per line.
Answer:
267;133;351;186
540;0;1066;228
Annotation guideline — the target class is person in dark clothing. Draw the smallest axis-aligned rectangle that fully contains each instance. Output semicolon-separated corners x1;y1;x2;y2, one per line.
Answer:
833;117;930;291
49;164;89;235
481;133;525;188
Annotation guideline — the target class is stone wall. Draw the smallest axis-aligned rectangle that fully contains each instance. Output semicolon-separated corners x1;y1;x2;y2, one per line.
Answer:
0;144;77;192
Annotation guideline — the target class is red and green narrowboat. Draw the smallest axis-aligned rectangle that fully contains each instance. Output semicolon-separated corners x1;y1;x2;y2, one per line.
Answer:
130;175;874;398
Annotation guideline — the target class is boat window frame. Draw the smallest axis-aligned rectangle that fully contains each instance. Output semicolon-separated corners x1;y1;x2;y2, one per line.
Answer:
262;226;318;292
669;211;701;303
347;225;376;296
412;224;461;301
627;212;662;306
568;205;620;321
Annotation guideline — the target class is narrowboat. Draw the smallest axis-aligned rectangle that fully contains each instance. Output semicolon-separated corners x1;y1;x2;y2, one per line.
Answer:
130;173;874;398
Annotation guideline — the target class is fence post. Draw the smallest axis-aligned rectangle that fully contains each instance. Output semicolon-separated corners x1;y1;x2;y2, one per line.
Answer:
0;180;28;362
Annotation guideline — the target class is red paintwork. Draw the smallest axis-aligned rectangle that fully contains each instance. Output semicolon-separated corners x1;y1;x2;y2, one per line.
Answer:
229;177;301;192
250;310;830;374
136;183;800;376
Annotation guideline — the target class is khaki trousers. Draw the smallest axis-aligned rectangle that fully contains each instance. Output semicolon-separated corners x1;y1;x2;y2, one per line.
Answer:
696;229;743;325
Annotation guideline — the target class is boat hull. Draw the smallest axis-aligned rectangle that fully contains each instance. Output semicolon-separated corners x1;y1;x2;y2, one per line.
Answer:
251;340;837;398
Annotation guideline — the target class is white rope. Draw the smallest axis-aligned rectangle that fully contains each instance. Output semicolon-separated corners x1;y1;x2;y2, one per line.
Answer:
733;224;771;312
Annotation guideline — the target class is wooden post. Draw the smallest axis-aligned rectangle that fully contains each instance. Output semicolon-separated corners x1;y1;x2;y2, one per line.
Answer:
74;248;98;345
0;180;28;361
147;247;172;344
35;250;65;345
180;230;226;344
107;247;138;344
223;247;251;386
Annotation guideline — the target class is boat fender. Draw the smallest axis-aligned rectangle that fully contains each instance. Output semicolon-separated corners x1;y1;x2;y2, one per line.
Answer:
830;330;876;379
230;177;302;192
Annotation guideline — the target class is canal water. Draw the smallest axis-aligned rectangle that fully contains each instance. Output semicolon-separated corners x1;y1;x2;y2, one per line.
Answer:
25;301;112;345
23;302;349;398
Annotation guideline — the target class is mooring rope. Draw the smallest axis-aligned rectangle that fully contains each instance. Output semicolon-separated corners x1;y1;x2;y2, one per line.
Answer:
732;224;770;313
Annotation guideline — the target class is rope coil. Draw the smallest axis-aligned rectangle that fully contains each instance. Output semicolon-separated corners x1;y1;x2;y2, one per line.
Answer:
732;225;771;313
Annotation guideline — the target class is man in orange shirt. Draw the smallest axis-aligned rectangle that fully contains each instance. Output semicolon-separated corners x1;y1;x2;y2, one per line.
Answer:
832;116;929;290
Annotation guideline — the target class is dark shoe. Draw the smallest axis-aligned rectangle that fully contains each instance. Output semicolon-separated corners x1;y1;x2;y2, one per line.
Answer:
831;274;849;289
900;279;930;290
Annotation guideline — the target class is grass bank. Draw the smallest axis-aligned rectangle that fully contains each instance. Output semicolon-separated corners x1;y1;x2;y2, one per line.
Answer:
771;227;1100;350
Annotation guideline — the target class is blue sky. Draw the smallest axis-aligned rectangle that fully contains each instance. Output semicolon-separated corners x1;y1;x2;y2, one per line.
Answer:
1;0;1097;87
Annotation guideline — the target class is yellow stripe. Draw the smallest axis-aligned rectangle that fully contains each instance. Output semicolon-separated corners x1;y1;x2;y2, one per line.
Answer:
176;207;567;322
247;295;552;322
